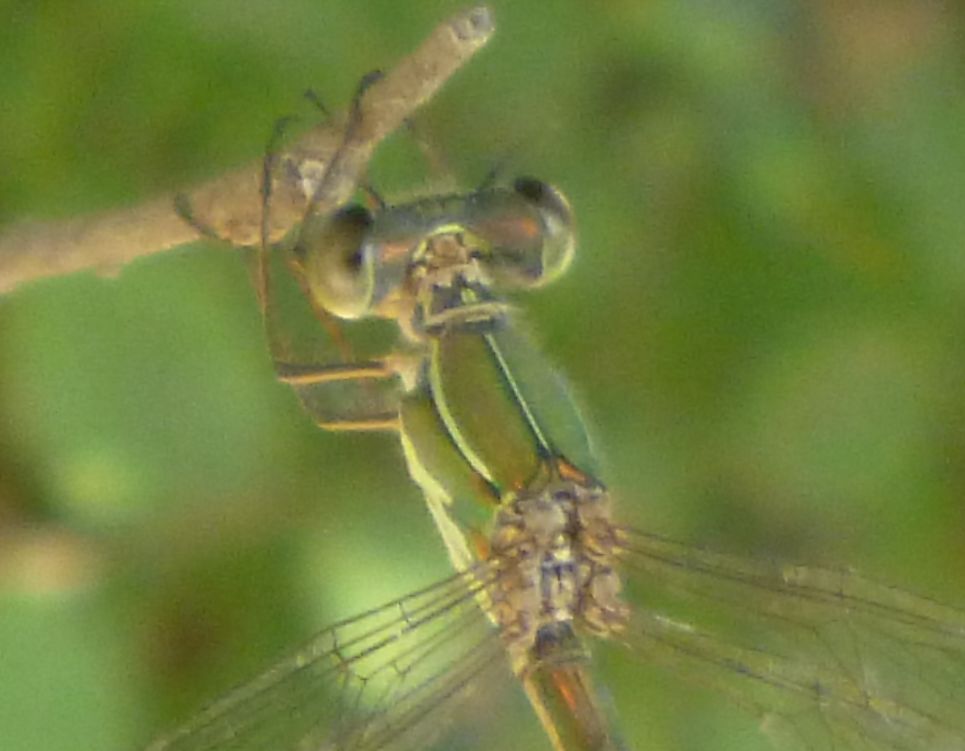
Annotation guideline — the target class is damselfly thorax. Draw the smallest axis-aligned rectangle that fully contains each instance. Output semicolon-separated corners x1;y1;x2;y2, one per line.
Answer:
271;175;629;749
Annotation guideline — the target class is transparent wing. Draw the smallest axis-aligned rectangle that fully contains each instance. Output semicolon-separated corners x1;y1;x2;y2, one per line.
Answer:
618;527;965;751
146;562;516;751
255;234;404;429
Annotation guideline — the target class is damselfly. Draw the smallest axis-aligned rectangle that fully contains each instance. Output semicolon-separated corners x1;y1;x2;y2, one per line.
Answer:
147;136;965;750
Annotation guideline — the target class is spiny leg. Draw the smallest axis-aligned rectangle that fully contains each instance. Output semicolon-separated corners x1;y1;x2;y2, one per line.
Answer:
256;113;302;313
257;92;353;356
173;192;232;243
272;336;425;433
299;69;384;214
259;75;406;434
257;74;380;316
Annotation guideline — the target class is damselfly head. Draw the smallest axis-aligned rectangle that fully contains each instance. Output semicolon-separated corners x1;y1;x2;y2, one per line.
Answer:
294;178;576;322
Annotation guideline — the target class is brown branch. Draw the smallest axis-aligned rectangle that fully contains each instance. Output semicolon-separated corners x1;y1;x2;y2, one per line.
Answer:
0;5;495;296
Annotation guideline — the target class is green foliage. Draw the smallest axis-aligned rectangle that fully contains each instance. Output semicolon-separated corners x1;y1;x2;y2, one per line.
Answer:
2;2;965;750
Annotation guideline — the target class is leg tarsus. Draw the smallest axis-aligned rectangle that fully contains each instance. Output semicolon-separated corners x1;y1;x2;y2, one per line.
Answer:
303;89;330;118
347;69;385;128
174;192;230;243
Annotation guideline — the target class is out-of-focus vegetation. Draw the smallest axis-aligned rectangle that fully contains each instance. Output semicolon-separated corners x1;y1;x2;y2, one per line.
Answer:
2;2;964;750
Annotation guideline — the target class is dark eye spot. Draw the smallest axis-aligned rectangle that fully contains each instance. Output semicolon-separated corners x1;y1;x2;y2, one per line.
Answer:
346;248;364;271
514;177;546;203
513;178;572;229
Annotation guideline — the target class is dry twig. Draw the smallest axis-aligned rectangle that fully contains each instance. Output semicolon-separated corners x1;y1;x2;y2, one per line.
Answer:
0;5;494;295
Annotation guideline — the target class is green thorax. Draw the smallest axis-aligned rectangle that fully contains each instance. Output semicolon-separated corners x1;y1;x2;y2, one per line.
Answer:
398;274;599;554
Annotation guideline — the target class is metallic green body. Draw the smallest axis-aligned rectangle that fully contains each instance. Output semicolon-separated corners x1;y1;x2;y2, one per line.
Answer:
399;313;599;561
283;177;623;750
396;295;624;751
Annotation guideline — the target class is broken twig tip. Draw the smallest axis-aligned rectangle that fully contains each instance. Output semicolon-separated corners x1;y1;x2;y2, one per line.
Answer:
453;6;495;41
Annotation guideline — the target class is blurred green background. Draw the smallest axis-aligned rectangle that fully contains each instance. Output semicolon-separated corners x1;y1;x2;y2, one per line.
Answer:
2;1;965;750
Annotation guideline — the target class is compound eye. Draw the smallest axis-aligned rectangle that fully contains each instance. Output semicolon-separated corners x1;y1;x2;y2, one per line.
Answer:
296;205;375;319
513;178;576;285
